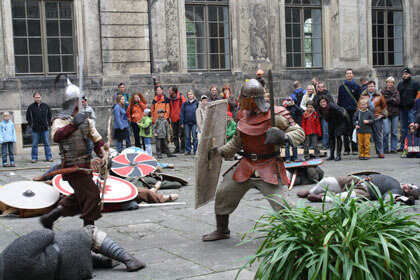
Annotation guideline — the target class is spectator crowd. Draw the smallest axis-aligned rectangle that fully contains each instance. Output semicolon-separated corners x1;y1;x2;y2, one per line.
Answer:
2;67;420;167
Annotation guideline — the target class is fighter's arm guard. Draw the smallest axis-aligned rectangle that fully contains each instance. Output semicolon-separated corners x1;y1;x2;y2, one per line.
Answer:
275;114;305;147
52;118;77;143
219;130;242;159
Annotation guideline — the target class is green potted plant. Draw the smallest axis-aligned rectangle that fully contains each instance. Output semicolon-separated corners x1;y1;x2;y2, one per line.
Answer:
237;184;420;280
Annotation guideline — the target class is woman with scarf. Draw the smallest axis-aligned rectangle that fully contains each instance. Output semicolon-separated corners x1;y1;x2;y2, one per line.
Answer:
381;77;400;154
127;92;148;148
151;86;170;123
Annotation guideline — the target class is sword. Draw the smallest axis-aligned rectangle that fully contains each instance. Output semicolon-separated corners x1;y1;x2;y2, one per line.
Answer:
78;50;84;112
268;70;275;127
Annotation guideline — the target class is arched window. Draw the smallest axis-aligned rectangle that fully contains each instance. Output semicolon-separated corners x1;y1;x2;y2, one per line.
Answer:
372;0;403;66
185;0;230;71
285;0;322;68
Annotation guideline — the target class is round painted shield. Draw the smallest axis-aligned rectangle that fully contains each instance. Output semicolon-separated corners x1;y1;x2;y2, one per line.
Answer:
52;173;138;203
111;152;157;178
0;181;60;209
121;147;145;155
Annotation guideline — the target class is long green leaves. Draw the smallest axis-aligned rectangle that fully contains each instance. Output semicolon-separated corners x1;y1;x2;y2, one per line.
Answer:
236;185;420;280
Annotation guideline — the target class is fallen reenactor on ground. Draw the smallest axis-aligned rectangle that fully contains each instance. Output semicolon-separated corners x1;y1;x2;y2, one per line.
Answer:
0;225;145;279
297;173;419;205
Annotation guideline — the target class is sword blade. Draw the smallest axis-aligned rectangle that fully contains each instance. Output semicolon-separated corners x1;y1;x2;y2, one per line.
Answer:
78;50;84;111
268;70;275;127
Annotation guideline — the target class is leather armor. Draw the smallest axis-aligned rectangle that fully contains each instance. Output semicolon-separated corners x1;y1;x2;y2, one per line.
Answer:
233;106;293;185
59;119;90;167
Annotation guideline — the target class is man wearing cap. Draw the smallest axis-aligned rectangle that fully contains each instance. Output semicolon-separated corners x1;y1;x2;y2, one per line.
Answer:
168;86;186;154
256;69;267;88
39;74;105;230
397;67;419;151
202;79;305;242
196;95;208;140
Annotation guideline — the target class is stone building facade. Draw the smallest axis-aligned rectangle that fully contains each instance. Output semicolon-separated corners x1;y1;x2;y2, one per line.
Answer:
0;0;419;150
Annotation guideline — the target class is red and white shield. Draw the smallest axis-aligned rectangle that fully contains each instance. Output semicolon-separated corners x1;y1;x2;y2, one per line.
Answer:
111;152;158;178
52;173;138;203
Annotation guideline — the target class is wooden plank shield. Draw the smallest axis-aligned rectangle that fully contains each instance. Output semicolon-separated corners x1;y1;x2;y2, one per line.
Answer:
195;99;228;208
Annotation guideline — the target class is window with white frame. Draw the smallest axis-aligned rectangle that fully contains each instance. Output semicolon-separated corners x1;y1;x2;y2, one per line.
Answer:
285;0;322;68
185;0;230;71
12;0;76;74
372;0;403;67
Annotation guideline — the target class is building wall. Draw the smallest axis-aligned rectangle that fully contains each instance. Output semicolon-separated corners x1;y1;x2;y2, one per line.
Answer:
0;0;419;151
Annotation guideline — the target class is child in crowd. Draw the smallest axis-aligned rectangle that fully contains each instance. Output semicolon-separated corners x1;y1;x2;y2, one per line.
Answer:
353;99;374;160
139;108;153;156
283;97;303;162
404;123;420;158
264;92;270;103
196;95;208;140
226;112;236;142
301;100;321;160
0;112;16;167
153;109;176;159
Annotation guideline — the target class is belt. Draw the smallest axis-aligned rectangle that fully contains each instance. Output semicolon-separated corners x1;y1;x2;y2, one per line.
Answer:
240;151;280;161
53;243;62;279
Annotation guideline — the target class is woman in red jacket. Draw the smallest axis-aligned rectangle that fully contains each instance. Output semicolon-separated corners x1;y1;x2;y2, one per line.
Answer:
301;100;322;160
127;92;148;148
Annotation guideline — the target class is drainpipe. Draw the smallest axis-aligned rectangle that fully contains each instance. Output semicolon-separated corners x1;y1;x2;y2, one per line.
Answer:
147;0;155;74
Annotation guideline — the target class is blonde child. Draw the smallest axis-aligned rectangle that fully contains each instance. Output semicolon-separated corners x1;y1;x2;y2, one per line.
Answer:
0;112;16;167
353;99;374;160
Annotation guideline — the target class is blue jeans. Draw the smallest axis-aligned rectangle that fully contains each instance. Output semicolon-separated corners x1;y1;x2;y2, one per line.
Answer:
184;124;198;154
321;118;329;149
383;115;399;152
31;130;52;161
116;140;124;153
400;109;414;149
2;142;14;166
285;142;297;161
125;127;131;148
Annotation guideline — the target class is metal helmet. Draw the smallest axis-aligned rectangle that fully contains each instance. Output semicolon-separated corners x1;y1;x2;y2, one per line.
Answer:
240;79;269;112
55;74;80;119
64;78;80;102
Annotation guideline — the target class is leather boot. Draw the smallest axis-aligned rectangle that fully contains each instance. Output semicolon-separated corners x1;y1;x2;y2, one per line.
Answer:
202;214;230;242
39;205;63;229
99;237;146;272
326;148;335;161
335;153;341;161
91;254;120;268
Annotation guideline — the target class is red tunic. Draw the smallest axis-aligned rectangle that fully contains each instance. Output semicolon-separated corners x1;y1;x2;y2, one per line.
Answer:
233;106;292;185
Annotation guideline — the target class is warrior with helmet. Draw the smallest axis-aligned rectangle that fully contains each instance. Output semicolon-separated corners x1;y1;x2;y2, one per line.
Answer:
202;79;305;242
39;74;105;229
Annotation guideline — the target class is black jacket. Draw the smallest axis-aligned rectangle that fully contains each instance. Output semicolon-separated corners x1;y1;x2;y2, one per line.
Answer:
353;109;374;134
397;77;419;111
285;104;303;125
26;102;52;132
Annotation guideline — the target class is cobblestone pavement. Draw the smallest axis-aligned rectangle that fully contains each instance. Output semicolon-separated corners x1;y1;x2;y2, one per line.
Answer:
0;146;419;279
